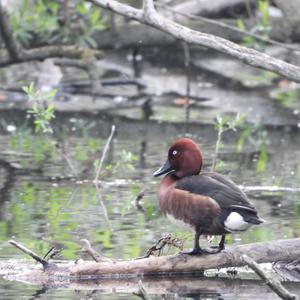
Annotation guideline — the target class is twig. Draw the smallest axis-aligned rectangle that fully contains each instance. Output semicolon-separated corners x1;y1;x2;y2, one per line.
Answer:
240;185;300;193
94;182;113;231
56;142;79;179
80;239;113;263
94;125;116;182
182;41;191;133
242;254;297;300
135;190;146;214
9;240;49;268
133;280;152;300
156;3;300;53
87;0;300;82
211;125;224;172
93;125;116;231
138;234;184;259
43;246;56;260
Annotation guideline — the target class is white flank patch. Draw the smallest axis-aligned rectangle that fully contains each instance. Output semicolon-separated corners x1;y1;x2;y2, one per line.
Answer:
224;212;252;232
166;214;194;232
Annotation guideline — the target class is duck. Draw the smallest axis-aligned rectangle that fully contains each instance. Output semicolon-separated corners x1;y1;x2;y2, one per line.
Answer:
153;137;264;255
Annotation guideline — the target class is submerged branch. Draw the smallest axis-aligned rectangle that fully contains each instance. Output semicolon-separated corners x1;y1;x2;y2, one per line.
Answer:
133;280;152;300
242;255;297;300
81;239;114;263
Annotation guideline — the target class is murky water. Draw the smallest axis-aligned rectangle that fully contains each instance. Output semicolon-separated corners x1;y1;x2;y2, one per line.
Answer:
0;113;300;299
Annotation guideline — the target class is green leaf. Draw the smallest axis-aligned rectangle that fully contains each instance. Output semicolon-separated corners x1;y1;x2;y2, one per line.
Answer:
90;8;100;26
236;19;245;31
256;146;268;172
44;88;57;101
75;3;88;14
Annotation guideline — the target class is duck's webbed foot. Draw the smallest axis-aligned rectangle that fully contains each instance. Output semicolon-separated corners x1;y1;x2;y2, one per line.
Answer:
179;248;205;255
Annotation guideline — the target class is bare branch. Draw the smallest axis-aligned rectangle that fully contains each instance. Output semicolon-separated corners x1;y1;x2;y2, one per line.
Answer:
157;3;300;53
94;125;116;182
133;280;152;300
0;44;103;67
0;4;22;60
242;255;297;300
9;240;49;268
81;239;114;263
87;0;300;82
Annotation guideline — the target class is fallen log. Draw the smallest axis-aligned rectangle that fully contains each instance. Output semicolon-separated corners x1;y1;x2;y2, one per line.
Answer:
9;238;300;279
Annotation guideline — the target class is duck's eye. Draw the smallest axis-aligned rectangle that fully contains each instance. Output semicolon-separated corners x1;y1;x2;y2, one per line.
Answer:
172;150;178;156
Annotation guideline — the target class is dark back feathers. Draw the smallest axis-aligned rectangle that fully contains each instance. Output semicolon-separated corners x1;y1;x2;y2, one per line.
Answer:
175;172;257;213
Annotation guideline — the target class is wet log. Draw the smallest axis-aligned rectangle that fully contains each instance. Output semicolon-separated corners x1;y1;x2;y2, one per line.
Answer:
10;238;300;279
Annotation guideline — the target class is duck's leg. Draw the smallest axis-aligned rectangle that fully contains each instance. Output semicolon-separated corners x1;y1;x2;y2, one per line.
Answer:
219;234;226;250
180;229;204;255
205;234;226;254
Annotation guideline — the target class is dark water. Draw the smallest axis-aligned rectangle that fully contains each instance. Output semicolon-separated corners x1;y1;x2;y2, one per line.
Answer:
0;113;300;299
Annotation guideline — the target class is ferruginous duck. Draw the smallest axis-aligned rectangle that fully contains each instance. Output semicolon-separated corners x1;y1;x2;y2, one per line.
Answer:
153;137;264;255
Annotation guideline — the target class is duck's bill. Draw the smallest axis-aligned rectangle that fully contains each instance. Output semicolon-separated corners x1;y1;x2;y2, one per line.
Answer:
153;160;174;177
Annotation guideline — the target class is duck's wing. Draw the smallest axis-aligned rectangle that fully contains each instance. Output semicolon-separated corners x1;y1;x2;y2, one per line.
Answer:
175;173;256;213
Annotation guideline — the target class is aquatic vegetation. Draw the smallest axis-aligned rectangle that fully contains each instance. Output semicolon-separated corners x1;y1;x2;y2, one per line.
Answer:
11;0;107;48
23;82;56;134
236;0;271;49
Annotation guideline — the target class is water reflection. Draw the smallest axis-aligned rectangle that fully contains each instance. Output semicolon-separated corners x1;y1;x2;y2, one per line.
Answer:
0;115;300;298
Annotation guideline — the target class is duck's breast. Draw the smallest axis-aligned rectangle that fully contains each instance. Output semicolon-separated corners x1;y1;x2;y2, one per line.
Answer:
158;175;221;229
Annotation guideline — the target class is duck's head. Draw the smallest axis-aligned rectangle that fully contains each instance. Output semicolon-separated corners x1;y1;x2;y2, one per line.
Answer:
153;138;203;179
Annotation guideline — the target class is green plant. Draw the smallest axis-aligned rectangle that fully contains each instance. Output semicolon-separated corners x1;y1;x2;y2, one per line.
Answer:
212;113;246;171
23;82;56;134
237;124;269;172
236;0;271;48
100;150;138;175
11;0;107;48
274;89;298;108
11;0;60;45
74;2;107;48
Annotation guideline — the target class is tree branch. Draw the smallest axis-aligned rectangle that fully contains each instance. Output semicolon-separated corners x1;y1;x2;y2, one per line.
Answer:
9;240;49;269
242;255;297;300
87;0;300;82
157;3;300;53
0;5;102;67
81;239;114;263
0;4;22;60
